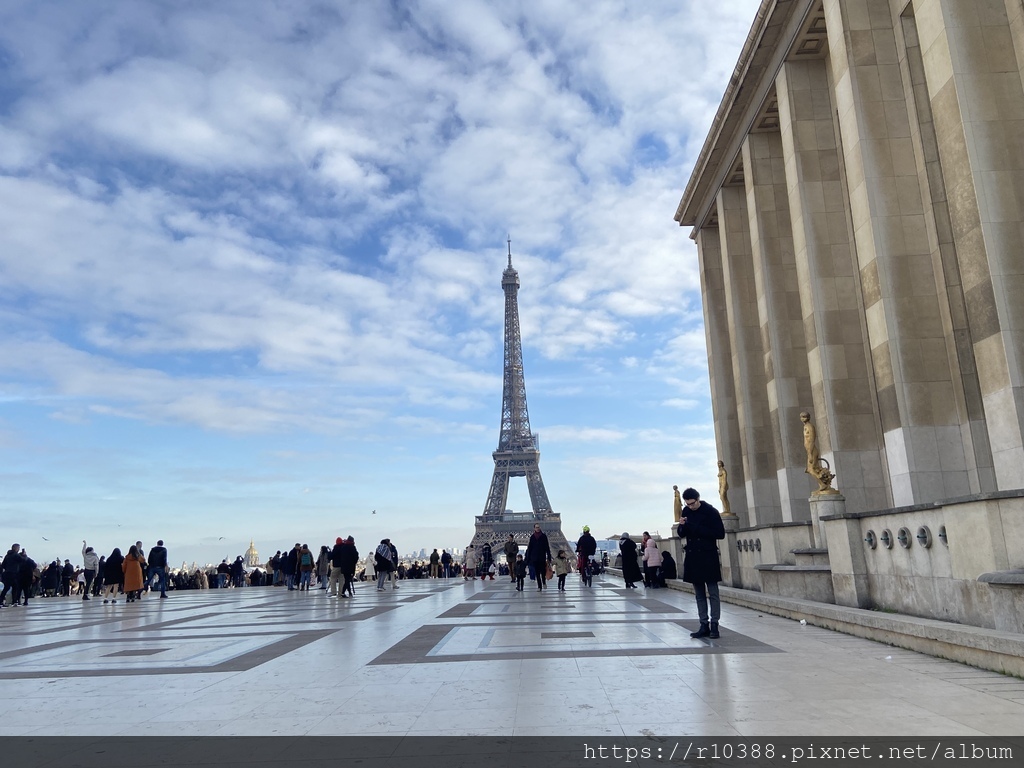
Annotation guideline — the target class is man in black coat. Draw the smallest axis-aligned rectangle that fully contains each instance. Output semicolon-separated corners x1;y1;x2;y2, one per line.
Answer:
524;523;552;591
147;540;169;598
677;487;726;639
576;526;597;573
1;544;22;607
336;537;359;598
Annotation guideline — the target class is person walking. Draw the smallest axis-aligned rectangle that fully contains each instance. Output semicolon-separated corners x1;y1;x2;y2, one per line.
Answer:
463;545;478;580
122;546;145;603
575;526;596;578
1;543;22;607
17;550;37;606
374;540;392;591
338;537;359;598
388;540;400;590
553;549;572;591
513;554;527;591
81;541;100;600
283;544;299;590
297;545;315;591
327;538;344;596
428;548;440;578
480;542;493;579
677;487;726;639
316;545;330;590
503;535;519;582
619;533;642;589
440;550;452;578
103;548;124;603
147;540;169;598
524;523;552;591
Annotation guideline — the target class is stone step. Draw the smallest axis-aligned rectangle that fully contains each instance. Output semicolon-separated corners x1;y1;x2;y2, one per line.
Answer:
791;547;830;566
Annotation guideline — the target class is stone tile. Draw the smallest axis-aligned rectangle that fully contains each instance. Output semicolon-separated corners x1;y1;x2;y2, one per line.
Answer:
2;580;1023;737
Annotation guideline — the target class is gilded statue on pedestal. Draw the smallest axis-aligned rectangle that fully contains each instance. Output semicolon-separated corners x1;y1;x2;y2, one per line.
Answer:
673;485;683;523
717;460;734;516
800;411;838;494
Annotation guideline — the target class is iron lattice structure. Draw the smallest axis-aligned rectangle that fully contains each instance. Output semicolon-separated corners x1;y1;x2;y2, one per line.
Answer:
469;242;570;557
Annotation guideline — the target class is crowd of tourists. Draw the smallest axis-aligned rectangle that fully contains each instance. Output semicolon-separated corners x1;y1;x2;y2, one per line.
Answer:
1;487;726;636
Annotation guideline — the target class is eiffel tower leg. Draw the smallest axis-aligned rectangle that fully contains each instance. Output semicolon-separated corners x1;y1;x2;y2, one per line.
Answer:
484;466;511;518
525;466;552;514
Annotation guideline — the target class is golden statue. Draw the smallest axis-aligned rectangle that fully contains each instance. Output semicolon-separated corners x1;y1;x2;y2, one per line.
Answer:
717;460;734;516
800;411;838;494
673;485;683;523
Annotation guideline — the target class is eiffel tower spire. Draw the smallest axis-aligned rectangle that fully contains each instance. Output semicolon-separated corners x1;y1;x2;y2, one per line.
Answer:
471;240;569;554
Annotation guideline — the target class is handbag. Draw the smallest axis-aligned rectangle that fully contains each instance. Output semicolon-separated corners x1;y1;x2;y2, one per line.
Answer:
545;563;554;580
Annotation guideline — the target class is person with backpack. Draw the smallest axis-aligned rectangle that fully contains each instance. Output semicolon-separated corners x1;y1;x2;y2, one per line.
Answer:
297;545;315;591
374;539;393;591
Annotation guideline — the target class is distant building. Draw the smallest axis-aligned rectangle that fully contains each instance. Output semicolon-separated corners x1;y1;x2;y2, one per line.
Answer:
244;539;260;568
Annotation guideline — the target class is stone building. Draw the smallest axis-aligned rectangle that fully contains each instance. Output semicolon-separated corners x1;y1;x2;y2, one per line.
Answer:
676;0;1024;634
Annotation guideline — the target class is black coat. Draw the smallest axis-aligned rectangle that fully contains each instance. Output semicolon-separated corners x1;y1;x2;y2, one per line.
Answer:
677;500;725;584
619;538;642;583
524;532;551;566
660;551;678;580
336;543;359;575
104;552;125;586
1;550;20;580
576;532;597;559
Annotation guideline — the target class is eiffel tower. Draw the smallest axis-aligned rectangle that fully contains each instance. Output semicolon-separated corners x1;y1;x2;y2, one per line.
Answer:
469;240;570;557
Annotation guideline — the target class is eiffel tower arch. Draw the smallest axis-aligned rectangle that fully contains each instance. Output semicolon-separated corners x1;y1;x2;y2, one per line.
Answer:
469;240;571;559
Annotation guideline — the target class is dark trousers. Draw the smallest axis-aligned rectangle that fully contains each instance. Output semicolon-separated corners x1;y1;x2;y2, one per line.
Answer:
692;581;721;622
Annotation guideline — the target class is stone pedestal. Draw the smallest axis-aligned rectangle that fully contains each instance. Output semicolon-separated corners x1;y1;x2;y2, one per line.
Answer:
809;492;843;549
813;493;871;609
720;515;741;587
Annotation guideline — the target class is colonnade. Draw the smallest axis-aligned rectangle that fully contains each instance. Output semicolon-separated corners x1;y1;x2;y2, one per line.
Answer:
680;0;1024;526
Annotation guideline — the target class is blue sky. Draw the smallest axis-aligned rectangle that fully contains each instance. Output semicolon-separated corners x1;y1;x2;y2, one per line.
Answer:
0;0;760;568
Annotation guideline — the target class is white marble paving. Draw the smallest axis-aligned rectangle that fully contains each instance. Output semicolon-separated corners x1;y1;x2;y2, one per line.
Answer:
2;575;1023;736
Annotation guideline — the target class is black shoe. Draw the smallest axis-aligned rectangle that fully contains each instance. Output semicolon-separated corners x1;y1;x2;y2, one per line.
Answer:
691;622;711;639
709;622;720;639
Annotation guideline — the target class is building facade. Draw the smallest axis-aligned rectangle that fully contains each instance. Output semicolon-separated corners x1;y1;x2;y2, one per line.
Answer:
676;0;1024;630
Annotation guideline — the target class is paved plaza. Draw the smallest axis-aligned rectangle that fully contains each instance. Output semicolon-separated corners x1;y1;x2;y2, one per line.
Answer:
1;574;1023;737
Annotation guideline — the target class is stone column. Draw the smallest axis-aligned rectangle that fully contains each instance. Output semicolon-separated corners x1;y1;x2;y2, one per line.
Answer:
816;494;872;609
742;130;815;523
696;226;749;524
718;185;782;525
910;0;1024;489
776;58;889;515
824;0;971;506
897;9;997;495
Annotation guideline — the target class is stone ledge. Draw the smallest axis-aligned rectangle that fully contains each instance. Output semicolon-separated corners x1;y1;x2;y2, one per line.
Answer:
608;568;1024;677
979;569;1024;586
754;563;832;572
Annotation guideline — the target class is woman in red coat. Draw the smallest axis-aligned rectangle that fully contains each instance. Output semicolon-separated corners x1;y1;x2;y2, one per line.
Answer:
122;545;145;603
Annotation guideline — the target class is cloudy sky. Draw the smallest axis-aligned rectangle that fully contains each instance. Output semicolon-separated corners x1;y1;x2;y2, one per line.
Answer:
0;0;759;568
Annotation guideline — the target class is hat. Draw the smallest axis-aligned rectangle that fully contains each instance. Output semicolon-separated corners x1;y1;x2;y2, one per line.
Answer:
583;525;590;532
336;537;343;545
621;532;630;539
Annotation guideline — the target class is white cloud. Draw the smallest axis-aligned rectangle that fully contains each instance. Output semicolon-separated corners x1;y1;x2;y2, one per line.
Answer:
0;0;764;556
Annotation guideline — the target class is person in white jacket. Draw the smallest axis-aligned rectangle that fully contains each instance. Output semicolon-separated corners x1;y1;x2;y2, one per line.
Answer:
463;545;478;580
81;540;100;601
